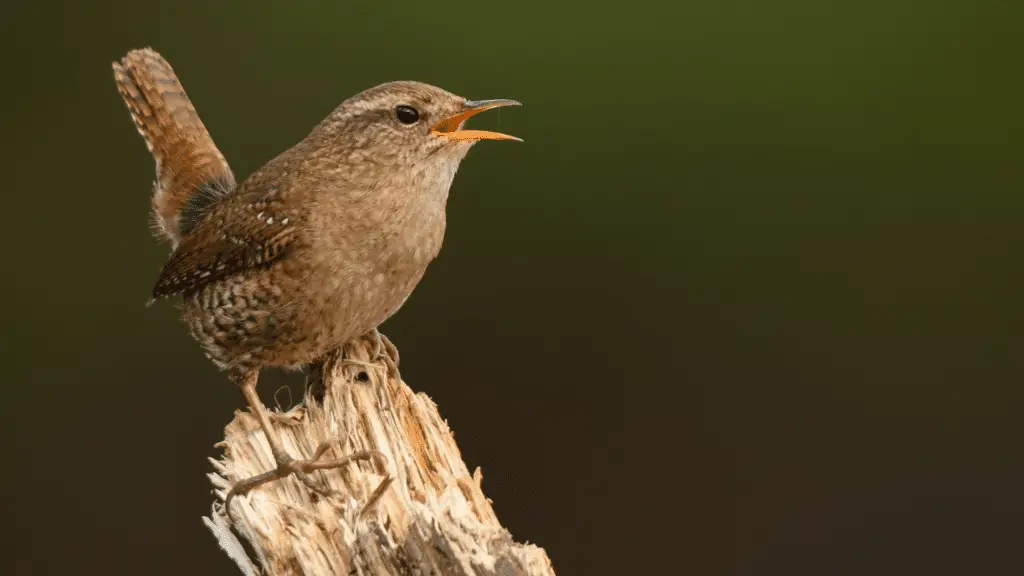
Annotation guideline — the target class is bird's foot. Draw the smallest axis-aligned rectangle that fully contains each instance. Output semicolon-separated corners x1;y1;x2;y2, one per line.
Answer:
367;328;401;386
223;438;383;522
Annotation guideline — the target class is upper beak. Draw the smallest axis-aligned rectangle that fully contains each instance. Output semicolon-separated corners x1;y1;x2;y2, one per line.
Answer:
431;98;522;142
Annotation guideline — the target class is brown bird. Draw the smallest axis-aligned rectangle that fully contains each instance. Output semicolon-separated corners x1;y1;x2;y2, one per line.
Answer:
112;48;520;506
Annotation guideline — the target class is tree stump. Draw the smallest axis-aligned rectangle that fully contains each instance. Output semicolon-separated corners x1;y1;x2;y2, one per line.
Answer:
203;337;556;576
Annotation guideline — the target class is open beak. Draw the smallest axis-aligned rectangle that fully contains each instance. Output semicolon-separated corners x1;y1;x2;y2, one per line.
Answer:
431;98;522;142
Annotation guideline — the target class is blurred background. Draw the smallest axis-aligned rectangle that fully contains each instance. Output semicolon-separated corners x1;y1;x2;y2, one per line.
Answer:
4;1;1021;574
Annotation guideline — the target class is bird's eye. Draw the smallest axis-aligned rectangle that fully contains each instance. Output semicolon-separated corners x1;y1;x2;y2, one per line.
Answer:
395;104;420;124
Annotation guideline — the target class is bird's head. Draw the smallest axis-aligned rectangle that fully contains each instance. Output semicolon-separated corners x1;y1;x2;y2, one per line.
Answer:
316;80;521;168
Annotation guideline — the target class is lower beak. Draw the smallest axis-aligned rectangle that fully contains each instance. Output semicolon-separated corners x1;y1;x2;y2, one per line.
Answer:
431;98;522;142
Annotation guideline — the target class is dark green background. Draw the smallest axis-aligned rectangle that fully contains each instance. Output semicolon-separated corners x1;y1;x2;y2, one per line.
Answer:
5;1;1021;574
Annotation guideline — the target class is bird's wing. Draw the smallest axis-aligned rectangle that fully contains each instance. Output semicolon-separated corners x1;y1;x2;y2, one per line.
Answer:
151;188;300;299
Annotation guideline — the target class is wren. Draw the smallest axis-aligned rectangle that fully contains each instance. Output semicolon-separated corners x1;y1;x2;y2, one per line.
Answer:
112;48;520;507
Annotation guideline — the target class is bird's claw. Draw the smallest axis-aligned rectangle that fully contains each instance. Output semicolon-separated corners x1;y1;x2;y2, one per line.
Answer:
367;328;402;385
223;439;384;523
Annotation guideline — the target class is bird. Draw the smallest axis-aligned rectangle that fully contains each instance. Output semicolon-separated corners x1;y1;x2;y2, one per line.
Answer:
112;48;520;508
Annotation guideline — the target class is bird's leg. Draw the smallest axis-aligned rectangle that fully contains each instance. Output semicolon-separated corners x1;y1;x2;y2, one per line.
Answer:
367;327;402;386
237;370;292;464
227;370;325;504
223;369;368;519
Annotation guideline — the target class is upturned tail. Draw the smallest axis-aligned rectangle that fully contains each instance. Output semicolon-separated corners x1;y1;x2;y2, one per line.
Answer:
113;48;236;248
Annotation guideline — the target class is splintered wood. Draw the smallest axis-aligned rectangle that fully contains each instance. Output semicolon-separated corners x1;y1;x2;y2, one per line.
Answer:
204;338;555;576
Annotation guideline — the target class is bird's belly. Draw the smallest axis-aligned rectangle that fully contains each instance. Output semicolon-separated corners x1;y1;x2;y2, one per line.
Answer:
314;260;429;351
308;218;443;352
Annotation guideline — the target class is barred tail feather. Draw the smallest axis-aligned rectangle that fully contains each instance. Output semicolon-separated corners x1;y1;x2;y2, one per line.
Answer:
113;48;236;247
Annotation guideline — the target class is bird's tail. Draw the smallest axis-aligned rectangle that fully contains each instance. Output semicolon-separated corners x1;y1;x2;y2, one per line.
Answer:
112;48;236;248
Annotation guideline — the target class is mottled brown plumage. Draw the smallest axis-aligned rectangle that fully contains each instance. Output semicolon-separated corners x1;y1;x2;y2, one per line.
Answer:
113;47;520;508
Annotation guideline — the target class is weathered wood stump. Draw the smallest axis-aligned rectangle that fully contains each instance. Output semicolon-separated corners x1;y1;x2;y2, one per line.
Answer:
204;337;555;576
